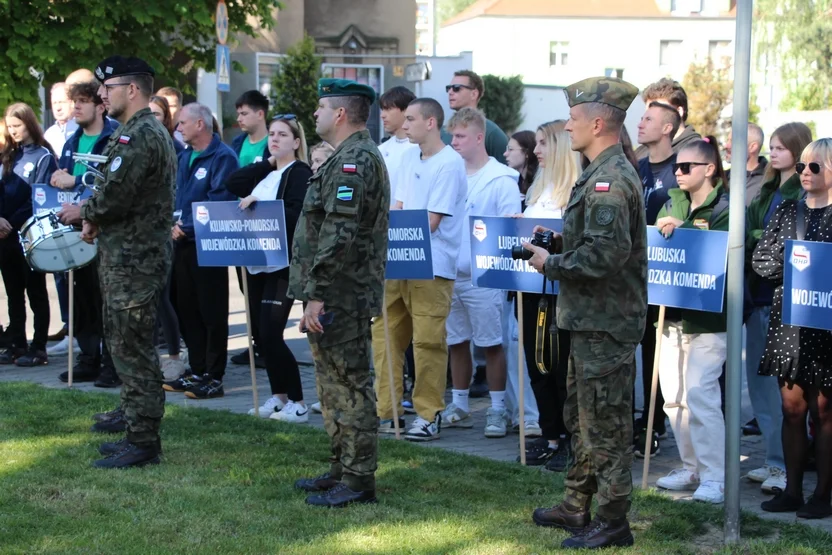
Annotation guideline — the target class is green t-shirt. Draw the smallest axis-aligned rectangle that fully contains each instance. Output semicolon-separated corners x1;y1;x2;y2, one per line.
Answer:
238;136;268;167
189;149;202;169
72;134;100;177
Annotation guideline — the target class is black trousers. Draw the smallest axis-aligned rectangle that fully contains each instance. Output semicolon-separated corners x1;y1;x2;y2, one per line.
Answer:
0;241;49;350
174;242;228;379
236;266;260;352
248;271;302;400
520;292;570;441
72;262;113;370
638;305;666;431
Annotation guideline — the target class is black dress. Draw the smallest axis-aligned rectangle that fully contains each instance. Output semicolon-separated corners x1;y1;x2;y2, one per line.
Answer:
752;200;832;388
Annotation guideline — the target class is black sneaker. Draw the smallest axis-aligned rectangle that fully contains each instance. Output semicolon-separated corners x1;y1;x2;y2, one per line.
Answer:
15;348;48;367
59;364;99;383
90;414;127;434
761;490;804;513
99;437;162;456
94;366;122;388
92;405;123;423
545;441;572;472
634;416;666;439
184;377;224;399
520;437;556;466
634;430;660;459
796;496;832;519
93;441;160;468
162;373;203;393
231;350;265;367
0;347;27;365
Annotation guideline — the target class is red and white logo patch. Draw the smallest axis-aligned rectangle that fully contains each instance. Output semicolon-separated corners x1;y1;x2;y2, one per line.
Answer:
342;163;357;173
118;135;131;145
595;182;610;192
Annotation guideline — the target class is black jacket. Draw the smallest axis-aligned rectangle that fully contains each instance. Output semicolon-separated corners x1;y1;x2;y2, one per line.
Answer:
225;159;312;273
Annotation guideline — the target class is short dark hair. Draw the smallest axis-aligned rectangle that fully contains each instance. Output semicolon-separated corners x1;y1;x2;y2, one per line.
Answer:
454;69;484;100
642;78;689;122
379;86;416;111
68;81;103;106
409;97;445;129
156;86;182;103
126;74;154;97
328;95;372;126
582;102;626;133
235;90;269;114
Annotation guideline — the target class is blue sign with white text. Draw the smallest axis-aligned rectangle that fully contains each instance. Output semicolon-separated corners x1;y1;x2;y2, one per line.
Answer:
647;226;728;312
193;200;288;268
386;210;434;280
783;239;832;331
469;216;563;294
32;184;93;215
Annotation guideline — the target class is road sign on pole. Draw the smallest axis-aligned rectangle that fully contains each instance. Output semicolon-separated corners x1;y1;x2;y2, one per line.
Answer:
216;45;231;92
216;0;229;45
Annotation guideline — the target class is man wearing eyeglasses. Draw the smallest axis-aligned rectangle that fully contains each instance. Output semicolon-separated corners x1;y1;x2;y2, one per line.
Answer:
443;70;509;165
56;56;177;468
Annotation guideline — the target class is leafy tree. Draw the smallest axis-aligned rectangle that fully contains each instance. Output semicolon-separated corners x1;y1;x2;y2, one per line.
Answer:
479;75;524;135
756;0;832;110
437;0;480;23
682;58;733;138
269;35;322;145
0;0;281;112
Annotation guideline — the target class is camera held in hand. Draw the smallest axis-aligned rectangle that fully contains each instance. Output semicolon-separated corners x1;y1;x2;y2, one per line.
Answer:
511;230;558;261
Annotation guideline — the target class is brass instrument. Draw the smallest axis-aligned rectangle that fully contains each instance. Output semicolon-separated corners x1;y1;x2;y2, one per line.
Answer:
72;153;107;188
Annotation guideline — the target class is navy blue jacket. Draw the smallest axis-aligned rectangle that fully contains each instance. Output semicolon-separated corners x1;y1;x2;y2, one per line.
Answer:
58;118;120;187
175;133;238;240
638;154;679;226
1;144;57;230
231;133;270;162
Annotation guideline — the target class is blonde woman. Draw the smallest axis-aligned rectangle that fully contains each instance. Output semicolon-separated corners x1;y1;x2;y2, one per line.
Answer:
515;120;582;473
309;142;334;173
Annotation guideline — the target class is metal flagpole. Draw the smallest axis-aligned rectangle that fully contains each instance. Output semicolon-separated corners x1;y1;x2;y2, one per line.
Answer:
240;267;259;416
725;0;754;543
517;292;526;465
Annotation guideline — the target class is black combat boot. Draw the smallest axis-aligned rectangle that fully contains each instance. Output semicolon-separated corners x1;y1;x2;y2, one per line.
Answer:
90;413;127;433
94;366;122;388
294;472;341;492
93;441;160;468
92;405;123;423
99;437;162;456
561;516;634;549
532;501;591;532
305;483;376;508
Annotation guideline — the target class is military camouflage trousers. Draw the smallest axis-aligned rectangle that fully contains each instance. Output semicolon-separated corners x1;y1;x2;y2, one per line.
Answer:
100;266;165;448
309;332;378;491
563;330;636;520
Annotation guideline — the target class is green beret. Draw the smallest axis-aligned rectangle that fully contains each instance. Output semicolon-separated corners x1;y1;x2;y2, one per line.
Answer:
318;78;376;102
95;56;155;82
563;77;639;112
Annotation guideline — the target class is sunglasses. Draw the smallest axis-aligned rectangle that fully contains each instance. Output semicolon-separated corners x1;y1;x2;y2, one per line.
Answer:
796;162;822;175
445;84;475;93
272;113;297;121
673;161;710;175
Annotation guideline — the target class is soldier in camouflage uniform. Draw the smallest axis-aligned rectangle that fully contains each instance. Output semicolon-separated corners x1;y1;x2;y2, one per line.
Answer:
523;77;647;550
289;79;389;508
61;56;176;468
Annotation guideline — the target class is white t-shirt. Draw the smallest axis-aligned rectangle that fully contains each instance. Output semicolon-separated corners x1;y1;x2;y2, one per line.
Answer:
246;160;294;275
379;136;419;208
44;119;79;158
397;145;467;280
523;185;563;219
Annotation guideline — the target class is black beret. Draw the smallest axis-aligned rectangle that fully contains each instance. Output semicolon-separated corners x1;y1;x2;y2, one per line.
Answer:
94;56;155;82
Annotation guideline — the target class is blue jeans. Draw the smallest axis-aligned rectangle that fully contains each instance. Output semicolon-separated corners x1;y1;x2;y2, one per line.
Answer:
745;306;785;470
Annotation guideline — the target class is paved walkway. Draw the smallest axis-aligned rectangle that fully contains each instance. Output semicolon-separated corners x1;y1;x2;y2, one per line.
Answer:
0;270;828;536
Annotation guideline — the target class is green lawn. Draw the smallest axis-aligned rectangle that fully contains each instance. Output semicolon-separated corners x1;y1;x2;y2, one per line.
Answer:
0;382;830;554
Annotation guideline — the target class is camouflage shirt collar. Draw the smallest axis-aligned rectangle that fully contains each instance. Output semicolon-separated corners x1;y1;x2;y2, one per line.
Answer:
319;129;371;172
120;107;154;132
576;143;624;186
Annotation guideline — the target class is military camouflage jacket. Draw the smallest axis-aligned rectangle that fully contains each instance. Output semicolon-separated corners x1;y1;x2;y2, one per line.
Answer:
288;129;390;318
544;144;647;343
80;107;176;278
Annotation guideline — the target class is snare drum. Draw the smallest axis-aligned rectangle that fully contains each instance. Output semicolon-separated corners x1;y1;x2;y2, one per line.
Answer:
18;211;97;273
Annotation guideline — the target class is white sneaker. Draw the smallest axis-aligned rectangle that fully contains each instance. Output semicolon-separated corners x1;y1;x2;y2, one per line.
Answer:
270;401;309;423
693;480;725;504
746;465;773;483
161;358;186;381
248;395;285;418
525;421;543;437
484;408;508;438
656;468;700;491
440;403;473;428
761;466;786;493
47;337;79;356
310;402;322;414
405;415;440;442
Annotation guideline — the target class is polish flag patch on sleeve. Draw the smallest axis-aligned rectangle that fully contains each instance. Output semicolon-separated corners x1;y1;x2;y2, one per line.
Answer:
342;163;357;173
595;182;610;192
118;135;131;145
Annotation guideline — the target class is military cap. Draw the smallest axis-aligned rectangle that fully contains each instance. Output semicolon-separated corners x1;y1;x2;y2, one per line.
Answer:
318;78;376;102
94;56;155;82
563;77;639;112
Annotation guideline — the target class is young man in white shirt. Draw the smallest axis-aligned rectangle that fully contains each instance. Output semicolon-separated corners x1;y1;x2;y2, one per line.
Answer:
379;86;419;207
372;97;467;442
443;108;522;438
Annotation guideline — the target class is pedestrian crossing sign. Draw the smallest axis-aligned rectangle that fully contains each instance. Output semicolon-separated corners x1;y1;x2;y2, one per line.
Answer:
217;44;231;92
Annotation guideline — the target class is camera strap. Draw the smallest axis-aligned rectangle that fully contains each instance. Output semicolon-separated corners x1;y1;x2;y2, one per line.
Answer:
534;278;557;375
